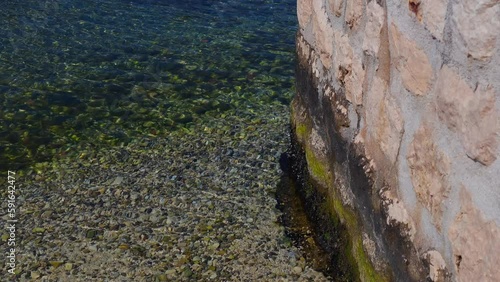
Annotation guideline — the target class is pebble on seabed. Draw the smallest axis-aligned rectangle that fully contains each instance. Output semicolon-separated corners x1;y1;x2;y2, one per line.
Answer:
3;105;328;281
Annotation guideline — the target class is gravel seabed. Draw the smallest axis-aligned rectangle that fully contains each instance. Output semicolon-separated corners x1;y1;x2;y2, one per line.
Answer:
1;104;328;281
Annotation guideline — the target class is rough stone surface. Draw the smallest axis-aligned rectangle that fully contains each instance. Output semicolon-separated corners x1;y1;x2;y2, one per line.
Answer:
382;191;416;242
408;0;422;20
345;54;365;106
298;0;313;30
361;232;389;274
365;77;405;165
436;66;499;166
420;0;449;40
453;0;500;60
424;250;447;282
435;66;473;132
334;31;352;78
423;0;448;38
297;33;312;64
324;84;350;127
377;91;404;166
296;0;500;280
390;23;433;96
310;128;327;157
333;30;363;106
449;187;500;282
407;123;450;230
312;0;334;69
463;85;499;166
345;0;363;29
329;0;344;17
362;0;385;55
332;29;366;106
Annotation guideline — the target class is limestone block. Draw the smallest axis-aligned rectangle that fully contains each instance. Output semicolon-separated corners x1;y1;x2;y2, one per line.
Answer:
377;94;404;165
435;66;472;132
345;55;365;106
329;0;344;17
362;0;385;55
364;77;384;137
365;77;404;165
453;0;500;61
332;30;365;106
334;31;352;69
421;0;449;40
345;0;363;29
407;0;449;40
298;0;313;30
449;187;500;282
382;191;416;242
423;250;447;282
390;24;433;96
407;122;450;230
463;85;499;166
333;31;353;83
436;66;499;166
297;33;312;64
313;0;335;69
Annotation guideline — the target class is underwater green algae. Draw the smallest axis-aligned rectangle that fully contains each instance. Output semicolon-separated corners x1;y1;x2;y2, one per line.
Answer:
0;0;297;170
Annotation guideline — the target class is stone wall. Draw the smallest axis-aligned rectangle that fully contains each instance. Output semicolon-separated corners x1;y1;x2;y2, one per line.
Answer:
292;0;499;281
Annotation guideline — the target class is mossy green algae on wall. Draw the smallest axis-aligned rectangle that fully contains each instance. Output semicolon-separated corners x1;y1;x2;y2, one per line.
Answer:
287;33;395;281
290;96;389;282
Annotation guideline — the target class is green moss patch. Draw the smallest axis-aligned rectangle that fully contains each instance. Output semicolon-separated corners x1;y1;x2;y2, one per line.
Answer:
295;124;307;141
305;147;331;186
289;121;389;281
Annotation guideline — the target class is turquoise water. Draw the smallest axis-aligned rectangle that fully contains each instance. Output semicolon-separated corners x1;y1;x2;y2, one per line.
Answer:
0;0;297;170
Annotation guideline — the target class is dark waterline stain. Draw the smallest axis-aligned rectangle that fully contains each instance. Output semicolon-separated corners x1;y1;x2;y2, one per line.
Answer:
276;151;335;280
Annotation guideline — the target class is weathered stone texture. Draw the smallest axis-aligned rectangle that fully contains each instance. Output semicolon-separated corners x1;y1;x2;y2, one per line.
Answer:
362;0;385;55
332;31;365;106
403;0;449;39
462;85;499;166
407;123;450;230
333;31;352;76
295;0;500;280
328;0;343;17
390;24;433;96
436;66;499;166
408;0;422;20
312;0;334;68
420;0;449;40
344;55;364;106
435;66;471;132
297;33;312;64
423;250;447;282
310;128;327;157
345;0;363;29
298;0;313;30
382;190;416;242
449;187;500;282
453;0;500;60
365;77;404;165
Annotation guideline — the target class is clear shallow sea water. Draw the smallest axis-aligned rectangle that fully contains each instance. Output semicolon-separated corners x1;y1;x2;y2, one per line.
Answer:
0;0;297;170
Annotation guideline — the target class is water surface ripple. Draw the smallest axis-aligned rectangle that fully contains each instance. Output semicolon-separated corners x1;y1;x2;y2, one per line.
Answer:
0;0;296;169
